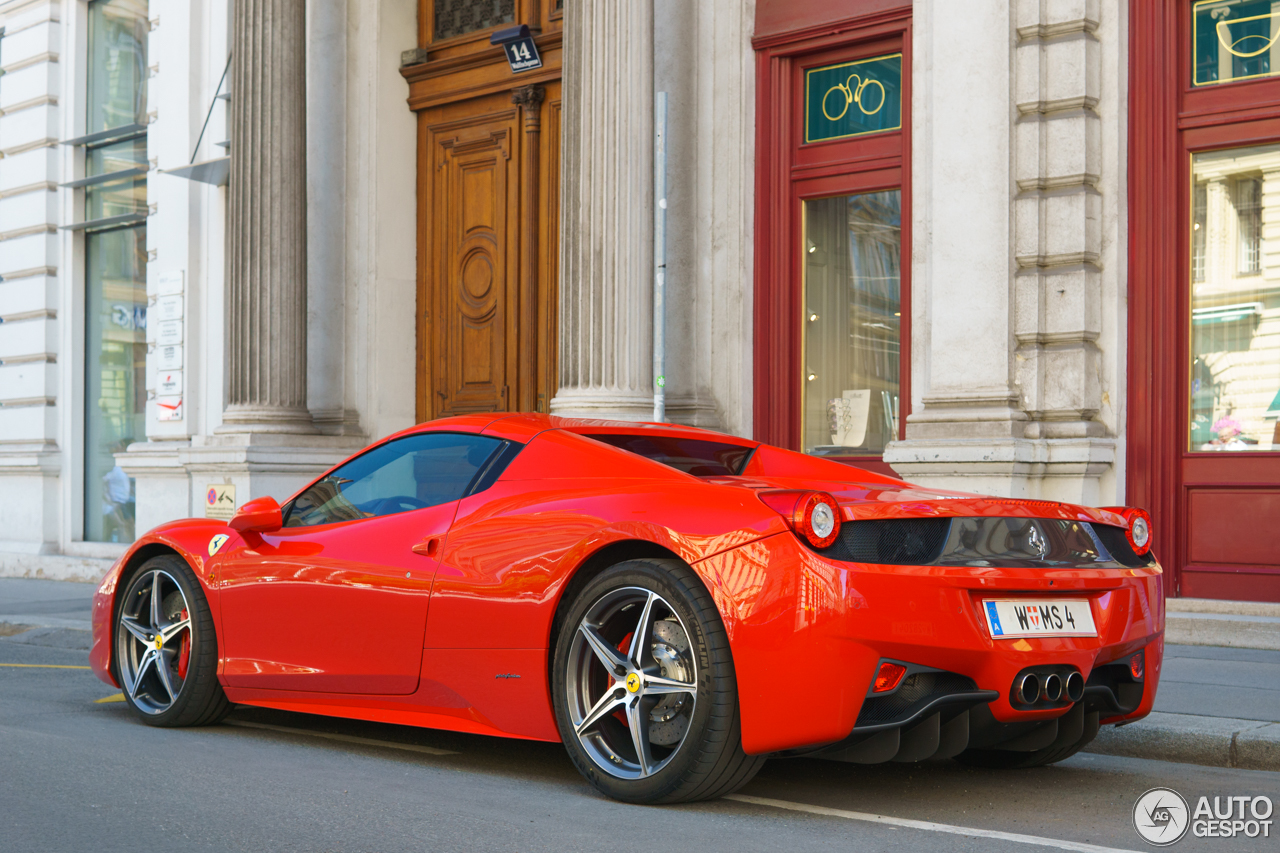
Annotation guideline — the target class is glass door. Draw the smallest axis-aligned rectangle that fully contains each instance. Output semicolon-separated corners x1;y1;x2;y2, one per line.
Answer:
1180;142;1280;600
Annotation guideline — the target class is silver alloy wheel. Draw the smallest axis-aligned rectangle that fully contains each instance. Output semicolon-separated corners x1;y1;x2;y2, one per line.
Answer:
565;586;699;779
115;568;192;715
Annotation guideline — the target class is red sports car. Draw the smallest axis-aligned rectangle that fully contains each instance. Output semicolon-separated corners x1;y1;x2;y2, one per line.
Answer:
90;414;1162;803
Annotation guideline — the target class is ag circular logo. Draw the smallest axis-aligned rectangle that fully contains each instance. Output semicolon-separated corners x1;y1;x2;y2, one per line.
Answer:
1134;787;1190;846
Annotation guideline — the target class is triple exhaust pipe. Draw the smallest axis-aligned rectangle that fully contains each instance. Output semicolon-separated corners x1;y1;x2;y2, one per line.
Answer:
1015;670;1084;706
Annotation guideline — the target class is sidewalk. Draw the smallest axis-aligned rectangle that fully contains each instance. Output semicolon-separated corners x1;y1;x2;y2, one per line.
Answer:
1085;643;1280;771
0;577;95;650
2;578;1278;771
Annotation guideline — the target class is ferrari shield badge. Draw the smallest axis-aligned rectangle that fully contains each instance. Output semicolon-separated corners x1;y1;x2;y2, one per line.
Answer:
208;533;229;557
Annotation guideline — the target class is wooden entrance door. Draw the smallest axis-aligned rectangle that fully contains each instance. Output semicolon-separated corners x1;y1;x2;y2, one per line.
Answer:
403;2;561;421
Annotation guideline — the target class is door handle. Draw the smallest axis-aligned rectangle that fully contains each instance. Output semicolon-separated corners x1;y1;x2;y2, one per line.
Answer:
412;537;440;557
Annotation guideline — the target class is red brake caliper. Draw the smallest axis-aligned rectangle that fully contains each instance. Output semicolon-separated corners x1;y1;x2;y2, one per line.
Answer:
176;608;191;679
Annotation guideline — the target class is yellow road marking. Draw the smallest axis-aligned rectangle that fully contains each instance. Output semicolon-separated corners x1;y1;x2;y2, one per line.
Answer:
95;693;125;703
0;663;91;669
224;719;459;756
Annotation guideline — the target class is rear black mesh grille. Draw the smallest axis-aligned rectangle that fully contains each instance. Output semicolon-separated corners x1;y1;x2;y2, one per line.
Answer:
816;519;951;565
855;672;979;727
1091;524;1156;567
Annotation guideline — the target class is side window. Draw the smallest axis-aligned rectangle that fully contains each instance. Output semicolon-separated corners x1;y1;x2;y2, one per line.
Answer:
283;433;502;528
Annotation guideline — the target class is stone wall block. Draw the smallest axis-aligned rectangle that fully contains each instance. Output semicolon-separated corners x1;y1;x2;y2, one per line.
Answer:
1042;268;1101;340
1014;194;1042;259
1015;0;1041;30
1015;41;1042;107
1042;190;1100;260
1014;274;1044;339
1015;338;1044;413
1041;341;1101;416
1047;0;1096;28
1015;120;1043;186
1045;112;1099;181
1043;37;1095;106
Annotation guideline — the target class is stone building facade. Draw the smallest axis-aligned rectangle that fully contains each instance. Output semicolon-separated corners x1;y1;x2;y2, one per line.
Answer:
0;0;1276;601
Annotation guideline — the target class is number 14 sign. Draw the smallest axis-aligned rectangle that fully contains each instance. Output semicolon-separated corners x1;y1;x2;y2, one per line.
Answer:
503;36;542;73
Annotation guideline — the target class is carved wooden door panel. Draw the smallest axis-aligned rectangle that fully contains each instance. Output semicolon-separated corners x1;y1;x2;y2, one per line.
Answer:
426;113;518;416
416;80;561;422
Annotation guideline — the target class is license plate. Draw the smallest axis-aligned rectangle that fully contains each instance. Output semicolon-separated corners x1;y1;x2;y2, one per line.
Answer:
982;598;1097;639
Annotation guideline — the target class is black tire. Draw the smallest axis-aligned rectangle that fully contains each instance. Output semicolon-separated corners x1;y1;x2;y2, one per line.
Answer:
551;558;764;804
113;554;232;727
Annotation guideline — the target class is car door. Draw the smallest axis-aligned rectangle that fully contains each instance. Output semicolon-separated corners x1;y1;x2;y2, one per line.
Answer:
218;431;506;695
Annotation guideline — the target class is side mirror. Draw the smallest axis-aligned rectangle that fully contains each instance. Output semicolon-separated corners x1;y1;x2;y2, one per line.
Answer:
229;496;283;534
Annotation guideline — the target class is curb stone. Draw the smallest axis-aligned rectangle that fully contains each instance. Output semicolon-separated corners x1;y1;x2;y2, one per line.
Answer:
1084;711;1280;772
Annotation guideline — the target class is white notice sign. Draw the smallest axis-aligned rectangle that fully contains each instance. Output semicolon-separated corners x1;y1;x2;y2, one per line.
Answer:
156;396;183;421
157;345;183;371
205;484;236;520
156;271;184;296
155;294;183;321
157;371;182;396
155;320;183;346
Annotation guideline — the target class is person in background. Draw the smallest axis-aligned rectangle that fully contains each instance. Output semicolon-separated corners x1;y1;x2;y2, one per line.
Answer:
102;439;136;542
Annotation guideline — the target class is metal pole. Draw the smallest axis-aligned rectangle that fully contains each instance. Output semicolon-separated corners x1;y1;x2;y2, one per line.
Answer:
653;91;667;422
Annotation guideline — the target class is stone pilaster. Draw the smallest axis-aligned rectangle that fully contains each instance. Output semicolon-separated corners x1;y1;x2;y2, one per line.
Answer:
885;0;1120;505
551;0;655;420
223;0;313;433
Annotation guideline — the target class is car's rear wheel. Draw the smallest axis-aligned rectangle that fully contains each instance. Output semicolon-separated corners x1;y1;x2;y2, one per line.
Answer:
114;554;232;727
551;558;764;803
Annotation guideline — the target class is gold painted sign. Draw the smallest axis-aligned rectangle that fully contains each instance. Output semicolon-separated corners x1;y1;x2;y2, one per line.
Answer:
1194;0;1280;86
805;53;902;144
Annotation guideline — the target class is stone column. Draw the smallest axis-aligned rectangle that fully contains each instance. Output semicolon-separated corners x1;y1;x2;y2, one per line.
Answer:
223;0;313;433
551;0;655;420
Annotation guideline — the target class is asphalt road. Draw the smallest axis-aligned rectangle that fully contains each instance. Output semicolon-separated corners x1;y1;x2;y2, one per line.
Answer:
3;629;1279;853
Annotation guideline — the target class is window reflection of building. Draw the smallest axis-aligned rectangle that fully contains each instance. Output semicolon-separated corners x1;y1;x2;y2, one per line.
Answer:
83;0;149;543
803;190;902;457
1190;145;1280;451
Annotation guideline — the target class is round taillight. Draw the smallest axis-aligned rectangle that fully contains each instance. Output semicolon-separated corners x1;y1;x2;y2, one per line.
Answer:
1102;506;1154;557
1124;508;1153;556
1130;515;1150;551
797;492;841;549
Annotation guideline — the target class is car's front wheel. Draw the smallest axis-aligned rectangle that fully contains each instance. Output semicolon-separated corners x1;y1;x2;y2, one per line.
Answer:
114;554;232;727
551;558;764;803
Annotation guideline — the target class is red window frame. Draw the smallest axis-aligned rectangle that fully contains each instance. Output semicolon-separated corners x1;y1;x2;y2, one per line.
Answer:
1130;0;1280;600
752;6;911;477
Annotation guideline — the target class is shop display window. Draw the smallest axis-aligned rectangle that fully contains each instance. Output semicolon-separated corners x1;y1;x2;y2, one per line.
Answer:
802;190;901;456
1189;145;1280;451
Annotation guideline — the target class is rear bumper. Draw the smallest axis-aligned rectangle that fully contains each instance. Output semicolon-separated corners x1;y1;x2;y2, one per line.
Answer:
694;532;1164;755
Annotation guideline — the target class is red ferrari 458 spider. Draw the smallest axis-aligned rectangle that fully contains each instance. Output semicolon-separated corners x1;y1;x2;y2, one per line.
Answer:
90;414;1162;803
